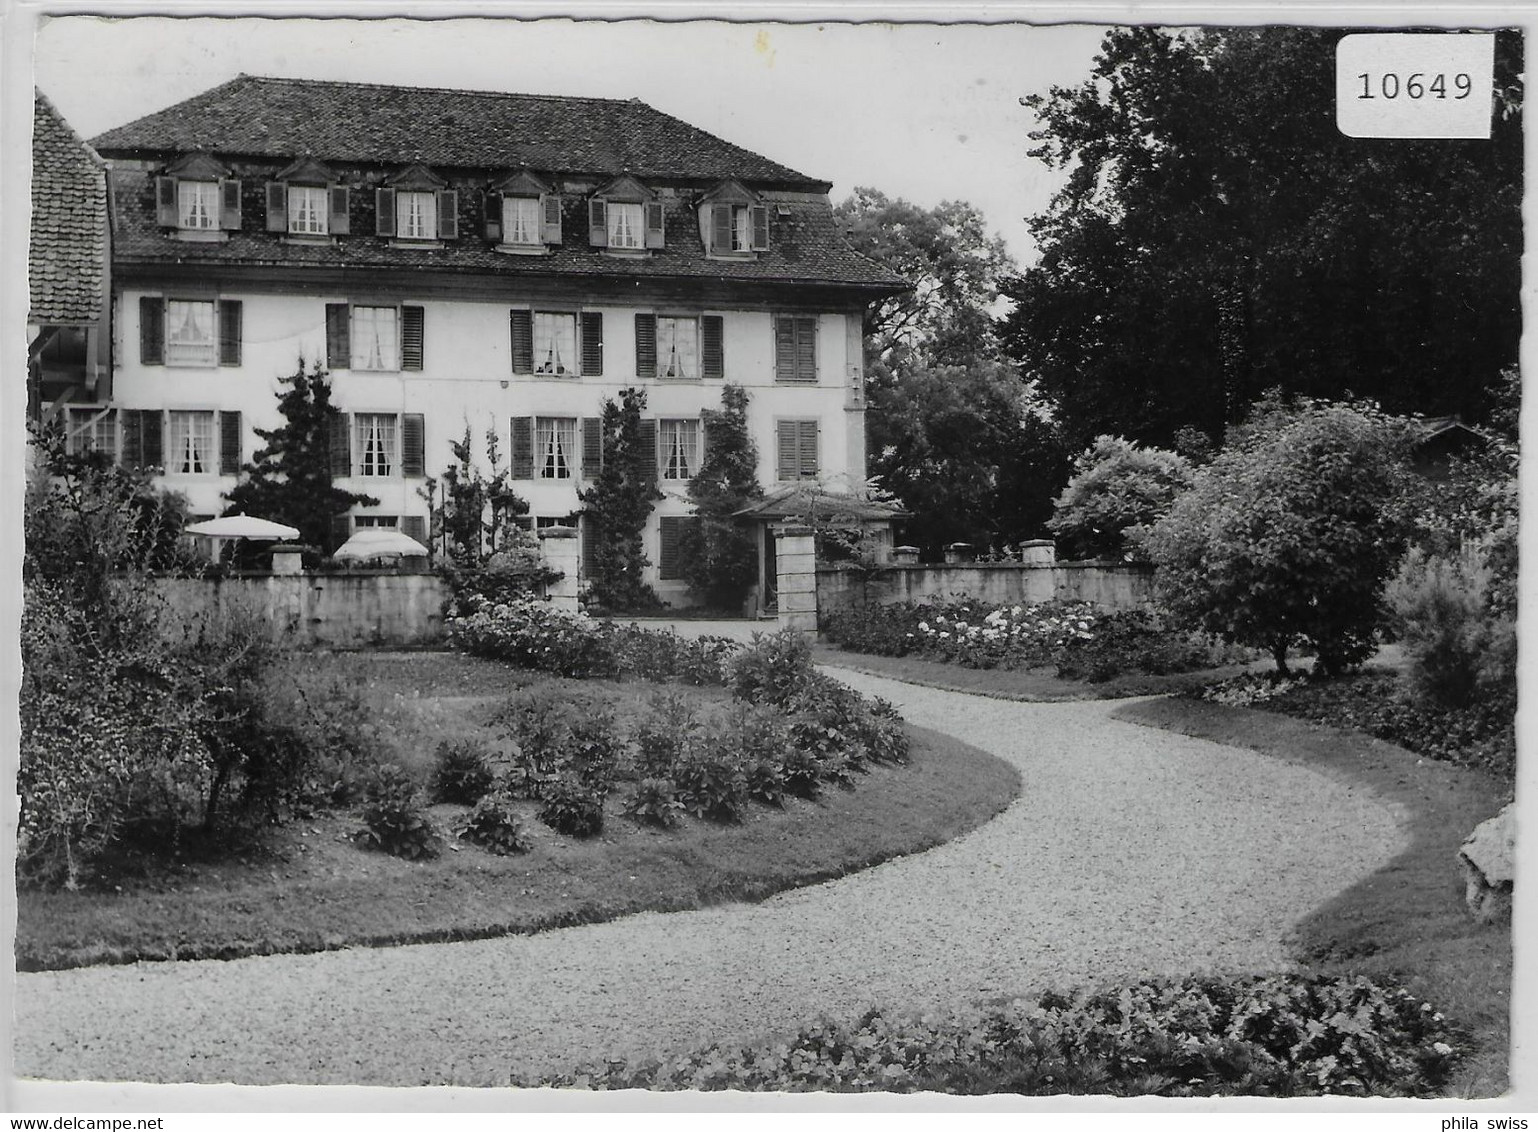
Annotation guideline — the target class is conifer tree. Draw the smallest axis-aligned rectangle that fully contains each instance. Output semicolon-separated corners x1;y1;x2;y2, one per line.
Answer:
683;384;763;609
579;387;662;611
224;359;376;552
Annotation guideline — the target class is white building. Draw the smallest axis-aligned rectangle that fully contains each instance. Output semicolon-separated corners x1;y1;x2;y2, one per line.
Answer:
75;75;904;603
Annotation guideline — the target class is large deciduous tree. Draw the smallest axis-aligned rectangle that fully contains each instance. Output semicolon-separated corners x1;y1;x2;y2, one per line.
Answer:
837;190;1069;556
1004;27;1522;451
224;360;376;552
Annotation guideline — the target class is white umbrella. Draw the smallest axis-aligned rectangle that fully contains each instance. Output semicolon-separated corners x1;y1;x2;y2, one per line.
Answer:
184;513;301;540
332;529;431;561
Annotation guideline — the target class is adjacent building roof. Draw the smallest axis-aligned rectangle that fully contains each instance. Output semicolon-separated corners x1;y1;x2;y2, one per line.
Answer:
91;74;828;190
30;91;107;324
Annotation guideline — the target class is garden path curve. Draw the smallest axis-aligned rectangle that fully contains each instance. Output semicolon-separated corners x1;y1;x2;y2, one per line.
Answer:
15;670;1407;1087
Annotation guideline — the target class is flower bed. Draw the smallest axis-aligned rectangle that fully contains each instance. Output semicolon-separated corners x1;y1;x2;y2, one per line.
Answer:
526;973;1464;1097
1199;672;1516;781
822;599;1227;683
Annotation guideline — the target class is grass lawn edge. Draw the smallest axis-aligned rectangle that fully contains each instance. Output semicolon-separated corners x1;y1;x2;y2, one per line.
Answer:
1110;694;1513;1098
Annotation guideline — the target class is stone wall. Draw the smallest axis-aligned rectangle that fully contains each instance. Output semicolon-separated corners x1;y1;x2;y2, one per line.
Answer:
152;574;450;647
815;561;1157;617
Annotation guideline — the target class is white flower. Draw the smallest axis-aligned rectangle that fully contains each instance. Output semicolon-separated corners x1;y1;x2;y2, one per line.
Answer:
1433;1042;1453;1055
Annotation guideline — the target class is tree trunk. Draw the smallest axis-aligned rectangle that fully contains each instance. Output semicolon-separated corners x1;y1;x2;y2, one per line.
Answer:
1271;637;1291;676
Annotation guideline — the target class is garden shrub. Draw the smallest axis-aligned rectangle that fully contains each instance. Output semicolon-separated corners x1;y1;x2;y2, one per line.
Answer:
566;704;625;794
538;775;606;837
635;688;700;778
455;792;529;855
671;745;750;823
621;778;685;829
780;746;826;800
1047;434;1193;561
530;974;1464;1097
710;703;791;806
355;764;441;860
430;737;497;804
728;628;818;707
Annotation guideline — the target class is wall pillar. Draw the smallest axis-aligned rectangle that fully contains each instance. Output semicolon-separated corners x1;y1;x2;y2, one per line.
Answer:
775;523;818;637
539;525;580;612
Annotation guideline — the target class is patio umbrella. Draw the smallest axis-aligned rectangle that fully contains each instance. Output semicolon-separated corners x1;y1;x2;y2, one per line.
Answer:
331;529;431;561
184;514;301;541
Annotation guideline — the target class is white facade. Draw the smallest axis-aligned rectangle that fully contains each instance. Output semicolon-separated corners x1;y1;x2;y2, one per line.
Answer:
107;287;869;602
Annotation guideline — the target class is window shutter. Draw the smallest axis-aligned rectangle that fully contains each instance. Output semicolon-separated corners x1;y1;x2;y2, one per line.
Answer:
580;311;603;375
436;189;458;239
220;179;242;230
634;313;657;379
266;182;287;232
217;300;242;366
542;193;563;244
509;309;533;373
581;416;603;478
644;201;665;249
751;205;770;251
140;409;164;469
701;315;724;379
658;516;682;581
400;305;425;371
219;411;242;475
375;187;396;237
156;176;178;226
711;204;732;252
483;191;502;241
588;198;608;247
581;514;598;577
637;418;658;483
799;419;820;479
139;296;165;365
325;303;350;370
510;416;534;479
329;412;352;478
329;186;351;235
795;317;818;382
401;515;427;545
773;315;796;383
120;410;144;468
401;413;426;478
777;420;798;481
330;513;353;550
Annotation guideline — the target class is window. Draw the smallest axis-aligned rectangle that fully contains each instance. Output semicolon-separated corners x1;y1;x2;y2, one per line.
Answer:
166;300;217;367
608;202;644;249
536;417;577;479
504;196;542;246
67;408;116;461
776;419;820;481
353;515;399;529
351;306;400;371
533;313;577;376
356;414;399;477
774;315;818;383
288;185;329;235
706;201;769;255
167;411;216;475
178;181;219;230
656;317;698;380
397;191;437;241
658;418;701;481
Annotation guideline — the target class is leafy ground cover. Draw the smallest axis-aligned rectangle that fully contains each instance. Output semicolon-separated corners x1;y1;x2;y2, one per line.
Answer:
1112;695;1512;1096
16;649;1019;972
531;974;1465;1097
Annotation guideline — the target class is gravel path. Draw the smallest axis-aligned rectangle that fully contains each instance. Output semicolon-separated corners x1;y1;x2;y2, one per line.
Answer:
15;670;1407;1086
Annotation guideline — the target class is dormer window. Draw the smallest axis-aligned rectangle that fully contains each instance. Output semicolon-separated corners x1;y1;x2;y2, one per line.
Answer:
699;180;769;257
266;158;350;240
156;153;241;239
376;164;457;244
485;169;561;252
588;175;663;252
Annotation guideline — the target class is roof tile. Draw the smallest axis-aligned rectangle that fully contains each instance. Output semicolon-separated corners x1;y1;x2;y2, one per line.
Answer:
30;92;107;323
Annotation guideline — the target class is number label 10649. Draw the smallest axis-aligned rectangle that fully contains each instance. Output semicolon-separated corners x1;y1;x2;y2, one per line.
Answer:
1356;71;1473;100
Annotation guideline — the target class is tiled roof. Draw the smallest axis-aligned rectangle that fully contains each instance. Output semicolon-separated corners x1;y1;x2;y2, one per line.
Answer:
91;75;828;190
107;168;907;290
30;91;107;323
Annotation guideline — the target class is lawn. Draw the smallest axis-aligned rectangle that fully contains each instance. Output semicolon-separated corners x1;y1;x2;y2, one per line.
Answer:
1113;695;1512;1096
17;650;1020;973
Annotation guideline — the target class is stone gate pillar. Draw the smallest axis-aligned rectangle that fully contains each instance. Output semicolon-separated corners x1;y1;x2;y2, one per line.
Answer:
538;525;580;612
774;523;818;637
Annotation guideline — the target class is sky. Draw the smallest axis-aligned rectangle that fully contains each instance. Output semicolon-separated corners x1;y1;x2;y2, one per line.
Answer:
30;14;1110;267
